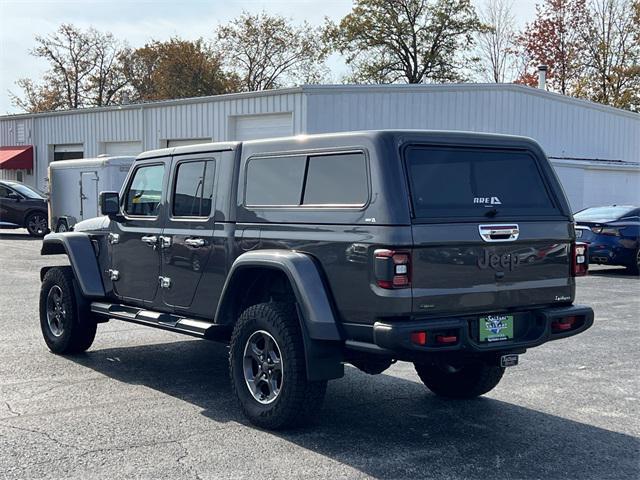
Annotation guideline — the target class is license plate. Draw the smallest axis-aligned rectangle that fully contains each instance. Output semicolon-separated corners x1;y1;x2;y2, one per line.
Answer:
479;314;514;342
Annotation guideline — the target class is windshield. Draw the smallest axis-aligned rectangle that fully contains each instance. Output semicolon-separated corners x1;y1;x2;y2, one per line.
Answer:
7;183;46;199
405;146;559;220
574;206;634;222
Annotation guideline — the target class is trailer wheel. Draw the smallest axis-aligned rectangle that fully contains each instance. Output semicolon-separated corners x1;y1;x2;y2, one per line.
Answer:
56;219;69;233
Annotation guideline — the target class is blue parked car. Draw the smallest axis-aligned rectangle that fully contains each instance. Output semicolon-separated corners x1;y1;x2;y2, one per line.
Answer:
574;205;640;275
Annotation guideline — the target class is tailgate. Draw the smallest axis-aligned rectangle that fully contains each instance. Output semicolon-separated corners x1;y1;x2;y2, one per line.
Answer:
411;222;574;315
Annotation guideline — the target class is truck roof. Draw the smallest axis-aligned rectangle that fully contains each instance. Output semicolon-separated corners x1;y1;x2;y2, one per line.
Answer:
49;156;135;170
135;130;543;162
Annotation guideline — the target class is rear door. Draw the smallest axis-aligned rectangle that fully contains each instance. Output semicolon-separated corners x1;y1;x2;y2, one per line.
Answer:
80;171;98;220
160;154;217;310
405;145;573;316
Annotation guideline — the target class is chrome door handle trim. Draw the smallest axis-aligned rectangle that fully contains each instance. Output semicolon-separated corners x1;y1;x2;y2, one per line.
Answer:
184;238;205;247
141;235;158;246
478;224;520;242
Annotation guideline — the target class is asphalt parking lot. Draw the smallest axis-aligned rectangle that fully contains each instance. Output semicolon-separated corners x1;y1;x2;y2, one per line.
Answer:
0;228;638;480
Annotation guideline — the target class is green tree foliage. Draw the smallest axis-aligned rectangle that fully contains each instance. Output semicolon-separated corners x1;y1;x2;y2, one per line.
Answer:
120;38;239;102
326;0;483;83
215;11;328;91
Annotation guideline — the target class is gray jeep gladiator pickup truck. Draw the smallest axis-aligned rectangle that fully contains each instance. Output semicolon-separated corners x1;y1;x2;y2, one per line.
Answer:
38;130;594;429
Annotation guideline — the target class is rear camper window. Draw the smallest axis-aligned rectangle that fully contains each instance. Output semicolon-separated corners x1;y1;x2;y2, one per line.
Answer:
405;147;558;220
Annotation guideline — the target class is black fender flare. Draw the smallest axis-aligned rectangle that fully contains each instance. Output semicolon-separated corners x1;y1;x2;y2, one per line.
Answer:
216;249;344;381
40;232;105;299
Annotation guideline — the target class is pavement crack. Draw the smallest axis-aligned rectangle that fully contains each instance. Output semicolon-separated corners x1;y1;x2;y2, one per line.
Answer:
4;401;21;417
0;423;86;452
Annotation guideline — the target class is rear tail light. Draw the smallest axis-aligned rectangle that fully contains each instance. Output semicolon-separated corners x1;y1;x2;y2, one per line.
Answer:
572;242;588;277
410;331;427;345
600;227;620;236
374;249;411;289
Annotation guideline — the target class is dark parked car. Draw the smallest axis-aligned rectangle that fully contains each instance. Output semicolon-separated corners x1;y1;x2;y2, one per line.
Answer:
0;180;49;237
574;205;640;274
38;131;593;429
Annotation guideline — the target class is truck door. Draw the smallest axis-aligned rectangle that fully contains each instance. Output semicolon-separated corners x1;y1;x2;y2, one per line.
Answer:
160;155;217;311
110;158;169;305
80;171;98;220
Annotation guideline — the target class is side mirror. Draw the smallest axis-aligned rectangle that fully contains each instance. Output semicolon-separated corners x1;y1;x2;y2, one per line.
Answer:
100;191;120;217
7;192;21;201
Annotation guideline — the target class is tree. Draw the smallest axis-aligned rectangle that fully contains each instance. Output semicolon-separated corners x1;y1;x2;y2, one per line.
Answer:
215;11;328;91
516;0;589;94
10;24;128;112
578;0;640;110
475;0;517;83
325;0;483;84
120;38;239;102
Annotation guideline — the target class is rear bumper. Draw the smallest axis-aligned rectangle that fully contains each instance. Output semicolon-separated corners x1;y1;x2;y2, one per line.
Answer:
368;305;594;356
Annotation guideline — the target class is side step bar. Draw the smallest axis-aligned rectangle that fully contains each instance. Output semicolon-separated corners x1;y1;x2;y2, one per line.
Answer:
90;302;230;341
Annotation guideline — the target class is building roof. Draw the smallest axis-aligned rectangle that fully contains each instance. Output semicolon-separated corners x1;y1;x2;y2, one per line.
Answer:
1;83;638;121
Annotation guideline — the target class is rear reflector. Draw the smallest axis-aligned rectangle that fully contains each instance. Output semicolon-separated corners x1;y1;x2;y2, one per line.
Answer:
436;335;457;344
552;316;578;332
410;331;427;345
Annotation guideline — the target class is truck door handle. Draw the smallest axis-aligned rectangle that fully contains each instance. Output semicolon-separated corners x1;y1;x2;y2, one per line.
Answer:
184;238;205;248
141;235;158;246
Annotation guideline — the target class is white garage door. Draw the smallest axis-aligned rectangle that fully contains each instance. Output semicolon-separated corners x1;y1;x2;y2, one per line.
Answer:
231;113;293;141
167;138;211;148
104;141;143;156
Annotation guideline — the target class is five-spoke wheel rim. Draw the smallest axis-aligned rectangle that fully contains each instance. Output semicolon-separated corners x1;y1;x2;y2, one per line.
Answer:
243;330;283;404
28;214;47;236
46;285;66;337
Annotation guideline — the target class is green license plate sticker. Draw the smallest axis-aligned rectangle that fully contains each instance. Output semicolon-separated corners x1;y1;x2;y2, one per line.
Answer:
479;315;514;342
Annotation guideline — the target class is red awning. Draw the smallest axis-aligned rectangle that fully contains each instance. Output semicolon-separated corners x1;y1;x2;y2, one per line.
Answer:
0;146;33;170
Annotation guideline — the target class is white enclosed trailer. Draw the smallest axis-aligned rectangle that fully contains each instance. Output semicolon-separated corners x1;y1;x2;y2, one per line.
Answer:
47;156;134;231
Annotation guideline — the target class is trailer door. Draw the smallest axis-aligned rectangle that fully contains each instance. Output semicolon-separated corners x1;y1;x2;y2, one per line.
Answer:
80;171;98;220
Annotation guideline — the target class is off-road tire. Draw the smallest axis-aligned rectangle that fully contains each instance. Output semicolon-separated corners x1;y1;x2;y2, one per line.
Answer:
414;361;505;399
25;211;48;237
56;219;69;233
229;302;327;430
39;266;96;354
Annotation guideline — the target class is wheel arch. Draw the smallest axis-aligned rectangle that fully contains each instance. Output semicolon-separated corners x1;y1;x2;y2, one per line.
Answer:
40;232;105;299
216;250;344;381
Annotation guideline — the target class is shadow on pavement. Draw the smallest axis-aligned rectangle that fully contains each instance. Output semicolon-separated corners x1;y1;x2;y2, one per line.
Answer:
70;339;638;480
0;231;40;241
588;266;638;279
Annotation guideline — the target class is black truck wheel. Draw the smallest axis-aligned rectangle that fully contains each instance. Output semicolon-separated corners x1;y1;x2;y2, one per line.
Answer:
39;267;96;354
229;302;327;429
627;249;640;276
414;361;505;399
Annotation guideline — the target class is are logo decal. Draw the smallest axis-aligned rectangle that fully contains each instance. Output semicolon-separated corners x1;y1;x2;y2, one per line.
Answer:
474;196;502;206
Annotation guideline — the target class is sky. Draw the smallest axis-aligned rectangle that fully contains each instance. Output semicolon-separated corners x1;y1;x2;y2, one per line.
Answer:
0;0;539;115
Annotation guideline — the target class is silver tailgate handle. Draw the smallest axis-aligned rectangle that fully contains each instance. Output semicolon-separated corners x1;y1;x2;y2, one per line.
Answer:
141;235;158;246
479;224;519;242
185;237;205;248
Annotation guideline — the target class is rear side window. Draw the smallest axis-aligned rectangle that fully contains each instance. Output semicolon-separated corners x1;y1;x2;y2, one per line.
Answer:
172;160;215;217
245;152;368;207
245;156;306;206
303;153;368;206
406;147;557;220
124;164;164;217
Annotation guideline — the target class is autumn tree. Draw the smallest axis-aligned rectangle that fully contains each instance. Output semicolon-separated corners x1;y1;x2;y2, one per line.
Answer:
11;24;128;112
215;11;328;91
326;0;483;84
120;38;239;102
578;0;640;110
475;0;517;83
516;0;589;94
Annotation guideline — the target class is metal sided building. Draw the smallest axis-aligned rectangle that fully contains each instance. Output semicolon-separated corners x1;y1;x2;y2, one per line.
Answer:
1;83;638;211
